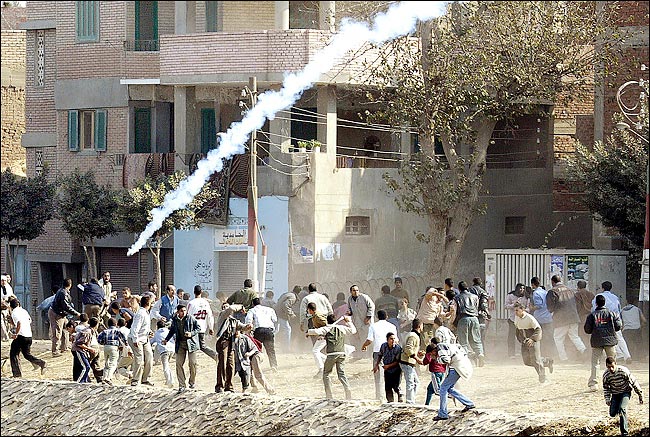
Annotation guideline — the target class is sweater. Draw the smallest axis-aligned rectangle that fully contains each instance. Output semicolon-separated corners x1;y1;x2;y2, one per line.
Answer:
602;365;644;403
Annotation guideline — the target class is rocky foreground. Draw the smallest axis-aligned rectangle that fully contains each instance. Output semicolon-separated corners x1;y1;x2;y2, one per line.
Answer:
2;378;647;436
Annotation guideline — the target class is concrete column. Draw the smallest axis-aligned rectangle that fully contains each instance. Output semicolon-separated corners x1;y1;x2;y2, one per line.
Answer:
275;1;290;30
270;110;291;155
400;127;411;156
175;1;188;34
319;1;335;32
174;86;189;173
317;85;337;158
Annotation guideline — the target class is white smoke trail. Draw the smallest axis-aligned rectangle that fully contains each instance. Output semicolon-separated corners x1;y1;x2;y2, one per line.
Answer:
127;1;449;256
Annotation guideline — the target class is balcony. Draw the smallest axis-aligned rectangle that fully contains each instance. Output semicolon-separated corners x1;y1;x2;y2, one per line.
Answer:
123;39;160;52
159;30;377;86
336;146;404;169
121;40;160;80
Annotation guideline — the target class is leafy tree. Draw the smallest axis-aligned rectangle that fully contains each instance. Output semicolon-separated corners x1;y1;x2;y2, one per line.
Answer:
57;169;120;280
0;169;55;274
367;1;623;281
567;79;648;287
118;171;220;296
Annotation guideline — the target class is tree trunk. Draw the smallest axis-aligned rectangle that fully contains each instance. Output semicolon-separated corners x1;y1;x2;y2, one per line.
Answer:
427;119;496;281
82;245;93;281
90;238;97;280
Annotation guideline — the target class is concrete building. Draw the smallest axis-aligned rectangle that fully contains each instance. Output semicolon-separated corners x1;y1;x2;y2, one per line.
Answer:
13;1;645;337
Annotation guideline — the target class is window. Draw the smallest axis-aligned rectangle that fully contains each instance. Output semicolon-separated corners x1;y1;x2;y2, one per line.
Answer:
134;107;152;153
68;109;107;152
505;216;526;235
290;107;317;151
76;1;99;42
206;1;218;32
345;216;370;235
35;30;45;86
135;1;158;51
201;108;218;154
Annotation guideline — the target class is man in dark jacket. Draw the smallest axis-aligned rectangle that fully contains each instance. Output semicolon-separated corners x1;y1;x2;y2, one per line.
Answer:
214;303;252;393
454;281;485;366
585;294;622;389
82;278;107;322
49;278;81;357
163;304;201;393
546;275;587;362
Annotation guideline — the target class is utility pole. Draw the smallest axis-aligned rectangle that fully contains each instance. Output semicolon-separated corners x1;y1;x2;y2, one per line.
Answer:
246;76;259;294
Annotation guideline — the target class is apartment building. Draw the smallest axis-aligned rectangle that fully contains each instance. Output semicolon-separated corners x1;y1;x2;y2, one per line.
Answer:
13;1;599;337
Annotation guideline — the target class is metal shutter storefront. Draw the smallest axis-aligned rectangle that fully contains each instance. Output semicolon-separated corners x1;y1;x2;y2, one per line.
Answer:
217;251;248;296
99;248;141;294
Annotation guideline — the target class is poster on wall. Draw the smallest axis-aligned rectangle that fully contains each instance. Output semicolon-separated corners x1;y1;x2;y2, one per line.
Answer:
316;243;341;262
567;255;589;290
292;238;314;264
550;255;564;281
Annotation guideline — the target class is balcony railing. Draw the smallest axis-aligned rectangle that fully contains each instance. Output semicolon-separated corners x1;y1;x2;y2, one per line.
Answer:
336;146;405;168
123;39;159;52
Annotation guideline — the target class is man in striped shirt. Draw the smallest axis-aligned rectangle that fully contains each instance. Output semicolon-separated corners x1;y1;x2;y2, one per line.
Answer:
602;356;644;436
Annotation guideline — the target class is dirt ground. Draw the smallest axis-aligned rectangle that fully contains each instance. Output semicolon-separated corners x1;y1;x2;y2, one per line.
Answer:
2;338;649;436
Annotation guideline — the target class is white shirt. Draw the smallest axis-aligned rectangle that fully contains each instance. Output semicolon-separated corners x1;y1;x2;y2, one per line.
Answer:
366;319;397;353
151;327;175;354
591;291;622;315
129;307;151;343
435;325;456;344
621;304;642;330
11;306;32;338
149;298;163;320
245;305;277;330
187;297;215;334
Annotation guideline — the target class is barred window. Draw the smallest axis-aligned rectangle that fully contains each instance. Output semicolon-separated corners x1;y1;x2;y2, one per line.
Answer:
345;216;370;235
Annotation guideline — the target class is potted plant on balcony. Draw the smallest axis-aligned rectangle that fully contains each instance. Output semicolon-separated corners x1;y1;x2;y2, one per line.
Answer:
298;139;322;153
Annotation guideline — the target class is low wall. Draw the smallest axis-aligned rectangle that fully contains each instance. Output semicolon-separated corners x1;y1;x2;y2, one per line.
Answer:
1;378;559;436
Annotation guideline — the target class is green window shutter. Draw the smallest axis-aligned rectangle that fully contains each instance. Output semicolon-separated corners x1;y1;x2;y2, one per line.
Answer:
134;107;152;153
95;109;107;151
201;108;217;154
76;1;99;42
68;110;79;151
206;1;218;32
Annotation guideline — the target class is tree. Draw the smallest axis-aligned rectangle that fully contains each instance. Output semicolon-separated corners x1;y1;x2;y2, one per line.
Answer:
367;1;622;281
57;169;120;280
567;78;648;286
118;171;220;296
0;169;55;275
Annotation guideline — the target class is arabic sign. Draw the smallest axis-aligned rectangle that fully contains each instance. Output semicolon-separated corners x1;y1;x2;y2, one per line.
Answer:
214;217;248;250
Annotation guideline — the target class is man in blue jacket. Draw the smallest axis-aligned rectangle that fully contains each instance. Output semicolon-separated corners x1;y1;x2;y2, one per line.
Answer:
163;304;200;393
82;278;106;322
159;284;179;326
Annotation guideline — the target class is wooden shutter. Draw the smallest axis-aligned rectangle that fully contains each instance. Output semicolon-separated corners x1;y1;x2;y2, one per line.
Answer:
68;110;79;151
95;109;107;151
201;108;216;154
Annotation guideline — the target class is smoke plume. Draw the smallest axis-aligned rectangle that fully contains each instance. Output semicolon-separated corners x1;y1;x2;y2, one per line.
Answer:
128;1;448;256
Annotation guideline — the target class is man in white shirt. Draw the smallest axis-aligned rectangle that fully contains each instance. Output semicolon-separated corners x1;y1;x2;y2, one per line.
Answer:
348;284;375;360
299;283;333;332
245;297;278;370
128;294;154;386
9;298;47;377
187;285;217;361
591;281;632;363
361;310;397;401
